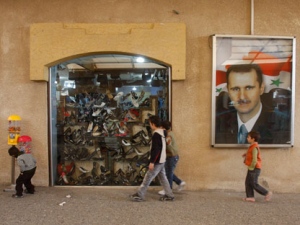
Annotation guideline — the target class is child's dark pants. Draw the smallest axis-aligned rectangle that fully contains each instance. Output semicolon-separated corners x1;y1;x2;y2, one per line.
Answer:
16;167;36;196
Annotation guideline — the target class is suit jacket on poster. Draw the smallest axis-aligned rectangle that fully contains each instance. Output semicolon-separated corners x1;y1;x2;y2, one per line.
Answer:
215;106;291;145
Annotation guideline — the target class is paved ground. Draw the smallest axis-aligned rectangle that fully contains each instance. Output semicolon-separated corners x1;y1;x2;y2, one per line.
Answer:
1;185;300;225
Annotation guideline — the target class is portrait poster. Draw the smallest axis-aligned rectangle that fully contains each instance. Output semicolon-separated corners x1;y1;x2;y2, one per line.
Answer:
211;35;296;148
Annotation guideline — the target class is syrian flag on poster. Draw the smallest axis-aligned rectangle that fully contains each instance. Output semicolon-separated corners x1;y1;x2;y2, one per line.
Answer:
215;51;292;96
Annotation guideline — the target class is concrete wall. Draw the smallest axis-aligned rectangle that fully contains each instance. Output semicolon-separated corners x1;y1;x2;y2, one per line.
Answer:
1;0;300;193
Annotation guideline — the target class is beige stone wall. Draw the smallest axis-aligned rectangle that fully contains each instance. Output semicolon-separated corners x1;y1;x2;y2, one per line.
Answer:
30;23;186;81
1;0;300;192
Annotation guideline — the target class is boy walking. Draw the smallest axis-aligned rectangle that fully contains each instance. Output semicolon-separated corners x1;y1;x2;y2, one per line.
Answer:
242;131;272;202
158;121;186;195
130;116;174;201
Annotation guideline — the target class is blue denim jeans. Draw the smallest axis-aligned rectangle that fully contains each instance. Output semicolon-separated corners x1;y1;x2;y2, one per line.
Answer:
245;168;268;198
137;163;174;199
165;155;182;189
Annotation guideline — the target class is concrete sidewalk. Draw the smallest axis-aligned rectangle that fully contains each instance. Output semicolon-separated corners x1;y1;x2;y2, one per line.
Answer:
1;185;299;225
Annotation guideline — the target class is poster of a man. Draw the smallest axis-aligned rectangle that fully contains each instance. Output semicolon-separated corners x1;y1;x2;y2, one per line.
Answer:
212;35;295;147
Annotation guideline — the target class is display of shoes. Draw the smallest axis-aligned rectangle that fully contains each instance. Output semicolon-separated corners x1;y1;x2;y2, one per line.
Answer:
56;74;169;187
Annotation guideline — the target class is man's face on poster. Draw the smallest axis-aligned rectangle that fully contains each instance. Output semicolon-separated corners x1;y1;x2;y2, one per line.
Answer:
227;69;265;120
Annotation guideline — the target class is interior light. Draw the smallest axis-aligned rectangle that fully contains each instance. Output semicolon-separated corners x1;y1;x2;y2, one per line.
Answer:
132;87;137;91
136;57;145;63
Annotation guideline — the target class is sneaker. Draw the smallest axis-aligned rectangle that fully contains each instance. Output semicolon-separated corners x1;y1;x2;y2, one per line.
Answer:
93;102;106;108
113;92;124;101
12;194;23;198
158;190;165;195
178;181;186;191
130;193;143;202
159;195;174;201
92;109;102;116
122;139;131;146
87;121;93;132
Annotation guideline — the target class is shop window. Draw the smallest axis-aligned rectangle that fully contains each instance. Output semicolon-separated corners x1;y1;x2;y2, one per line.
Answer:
49;54;171;186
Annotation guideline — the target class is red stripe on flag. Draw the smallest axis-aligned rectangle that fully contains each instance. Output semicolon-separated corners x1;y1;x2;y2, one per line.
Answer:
281;57;292;72
216;70;226;86
243;51;289;76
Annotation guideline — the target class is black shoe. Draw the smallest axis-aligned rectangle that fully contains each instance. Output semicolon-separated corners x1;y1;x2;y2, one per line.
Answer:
12;194;23;198
130;193;143;202
24;189;35;194
159;195;174;201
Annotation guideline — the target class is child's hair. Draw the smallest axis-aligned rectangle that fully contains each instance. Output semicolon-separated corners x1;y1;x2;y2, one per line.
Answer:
149;115;161;127
161;121;171;130
248;131;260;142
8;146;20;157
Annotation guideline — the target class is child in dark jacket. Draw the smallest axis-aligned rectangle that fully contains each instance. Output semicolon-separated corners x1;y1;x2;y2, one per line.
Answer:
8;144;37;198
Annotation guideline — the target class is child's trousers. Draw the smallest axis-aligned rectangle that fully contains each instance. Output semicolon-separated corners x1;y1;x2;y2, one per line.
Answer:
15;167;36;196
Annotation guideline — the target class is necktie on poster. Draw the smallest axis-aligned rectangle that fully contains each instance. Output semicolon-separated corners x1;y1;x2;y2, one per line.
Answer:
238;124;248;144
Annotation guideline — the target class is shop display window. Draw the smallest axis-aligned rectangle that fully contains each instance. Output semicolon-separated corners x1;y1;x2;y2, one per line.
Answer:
49;54;171;186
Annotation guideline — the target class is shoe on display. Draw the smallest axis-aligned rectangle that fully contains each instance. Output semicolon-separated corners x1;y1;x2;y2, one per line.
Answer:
93;102;106;108
130;193;143;202
119;127;126;134
92;74;100;86
137;90;145;102
79;166;89;173
158;190;165;195
61;172;69;184
159;195;174;201
178;181;186;191
92;125;99;132
114;92;124;101
92;131;102;137
106;89;113;100
92;109;102;116
131;98;139;108
69;96;76;103
120;92;130;101
122;139;131;146
142;132;150;140
87;121;93;132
